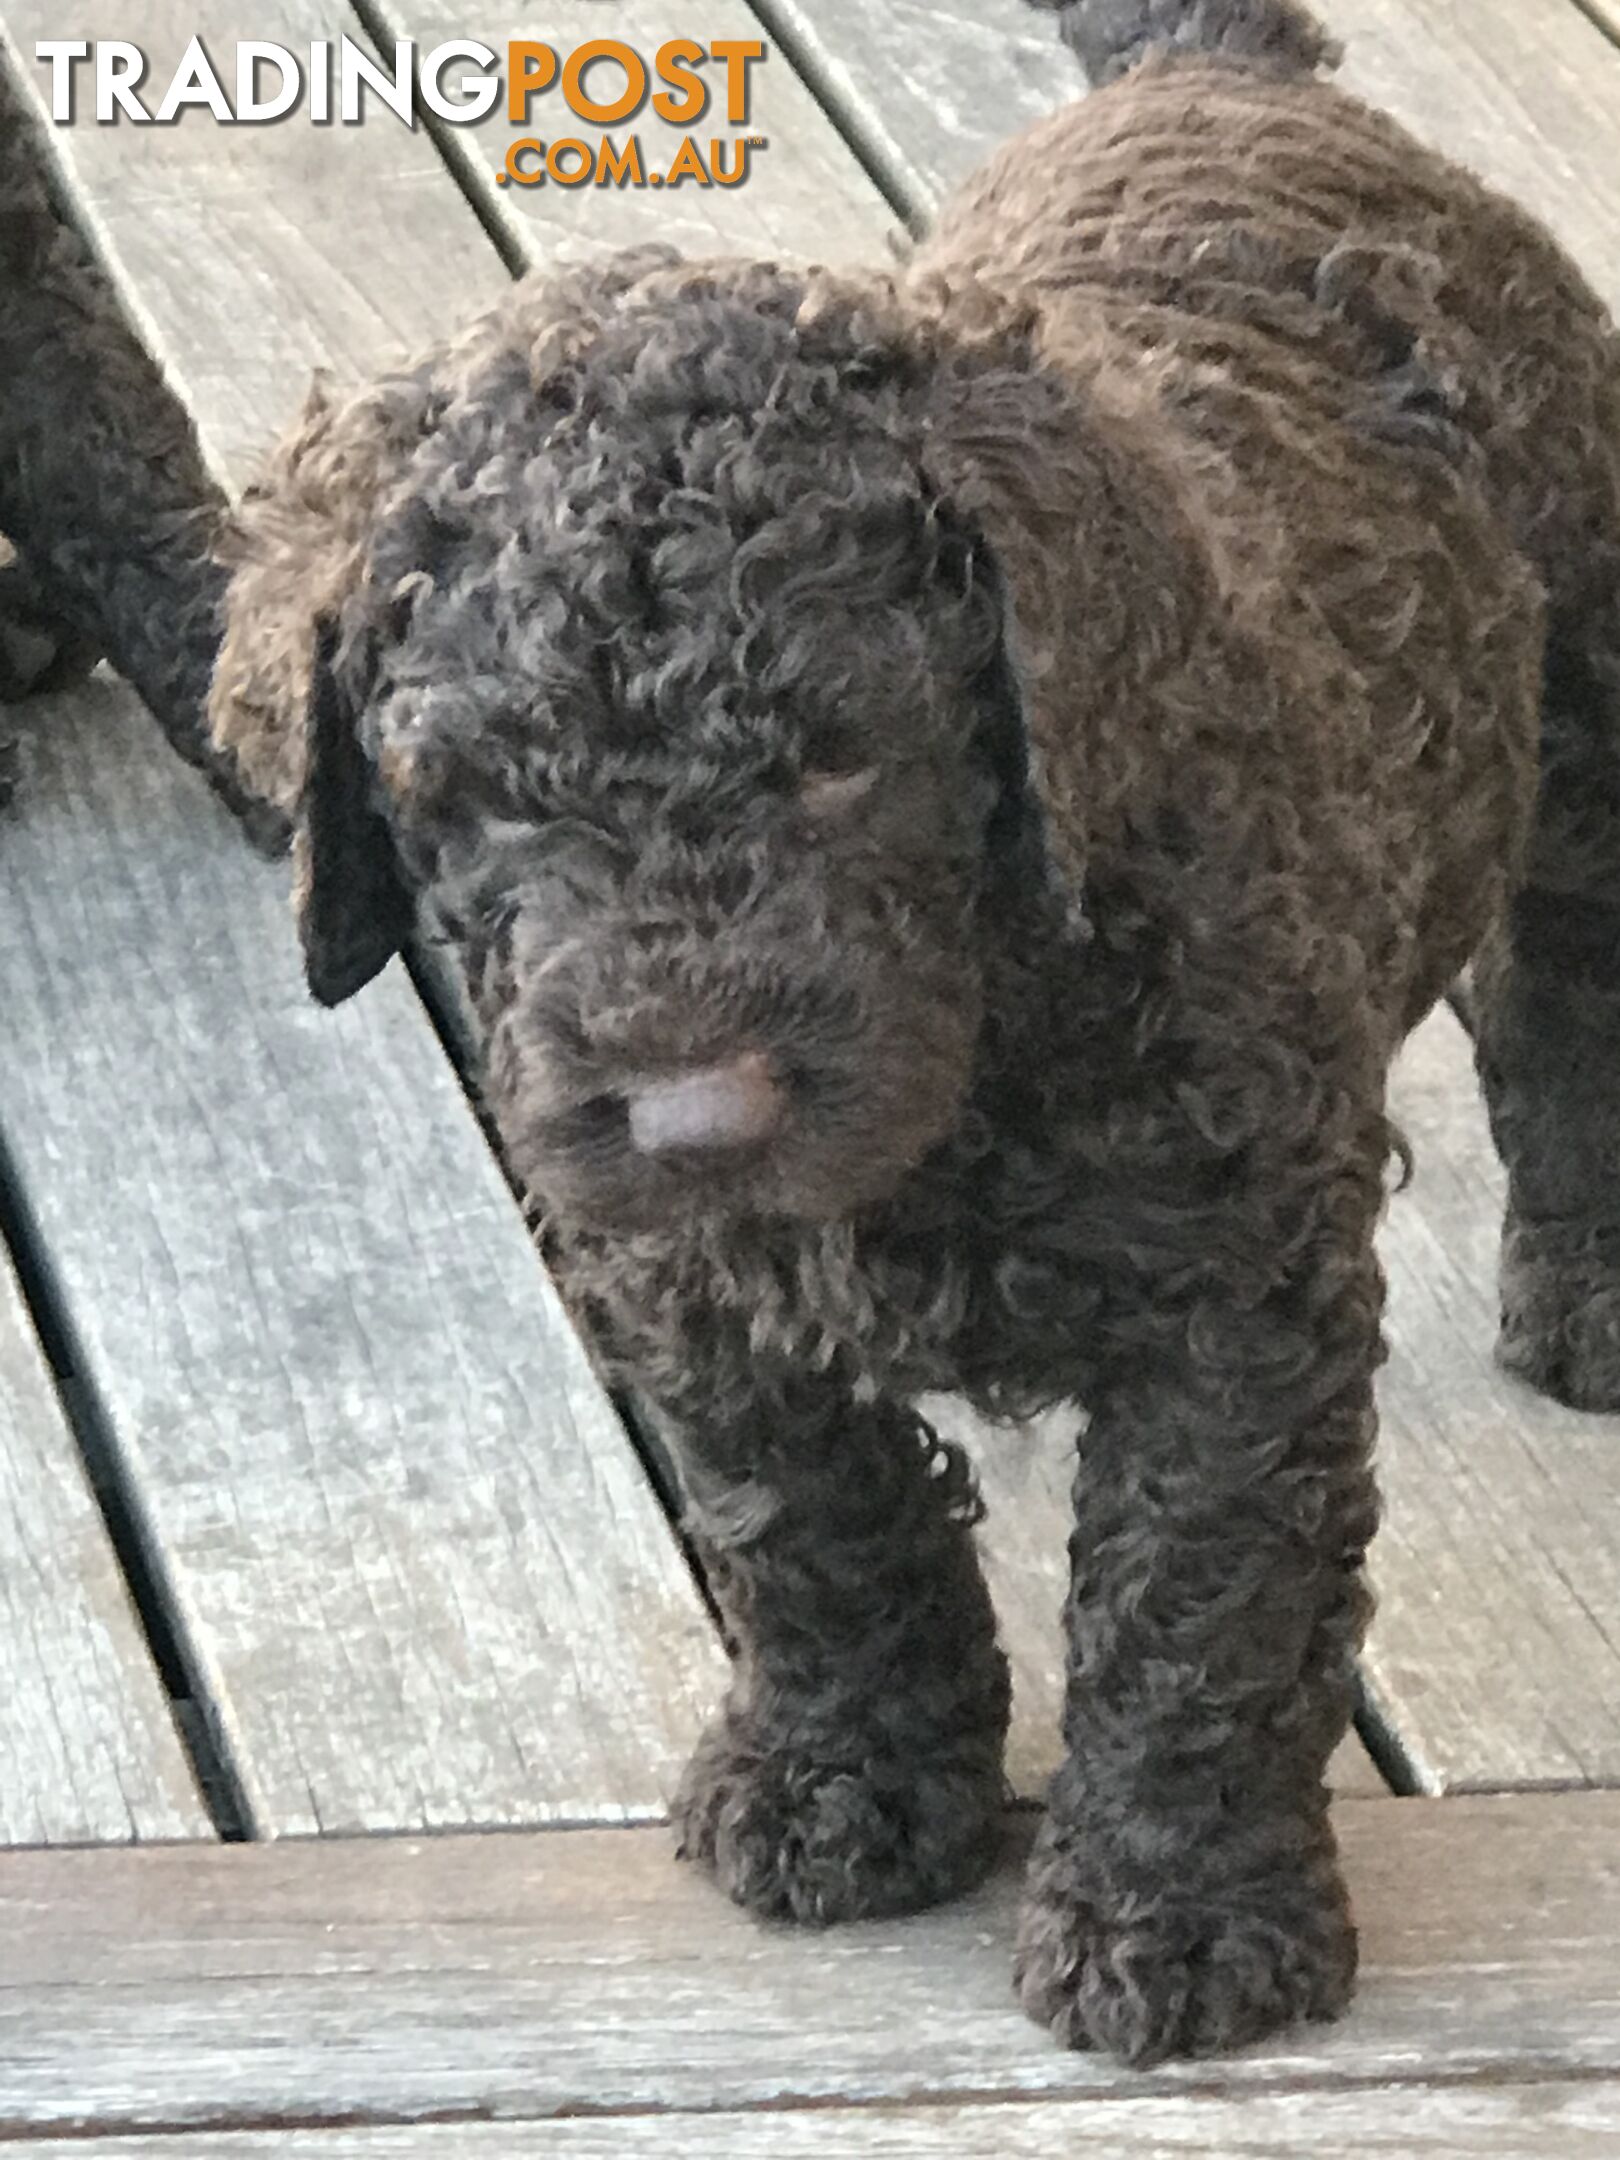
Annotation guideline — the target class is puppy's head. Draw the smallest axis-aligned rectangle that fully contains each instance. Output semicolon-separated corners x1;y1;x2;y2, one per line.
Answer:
213;252;1194;1236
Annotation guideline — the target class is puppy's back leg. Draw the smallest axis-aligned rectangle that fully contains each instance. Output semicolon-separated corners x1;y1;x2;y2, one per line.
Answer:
653;1387;1011;1924
1473;581;1620;1411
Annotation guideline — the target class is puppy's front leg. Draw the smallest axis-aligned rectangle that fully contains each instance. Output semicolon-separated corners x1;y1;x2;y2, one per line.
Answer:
0;547;101;700
657;1387;1011;1925
1017;1090;1385;2063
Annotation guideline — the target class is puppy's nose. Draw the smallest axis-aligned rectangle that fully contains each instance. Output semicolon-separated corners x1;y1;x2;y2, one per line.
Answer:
626;1051;783;1155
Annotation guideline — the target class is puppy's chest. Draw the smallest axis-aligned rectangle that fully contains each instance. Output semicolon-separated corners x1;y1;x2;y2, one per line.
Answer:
849;1107;1114;1413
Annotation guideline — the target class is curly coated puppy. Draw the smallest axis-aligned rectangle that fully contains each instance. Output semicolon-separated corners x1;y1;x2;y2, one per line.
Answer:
211;0;1620;2065
0;63;277;833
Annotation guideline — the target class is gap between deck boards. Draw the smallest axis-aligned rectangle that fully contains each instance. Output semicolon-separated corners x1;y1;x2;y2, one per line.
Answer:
0;1122;255;1843
6;2080;1620;2157
5;2071;1620;2154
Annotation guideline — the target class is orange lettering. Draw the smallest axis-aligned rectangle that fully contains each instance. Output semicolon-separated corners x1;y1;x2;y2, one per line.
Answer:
548;137;594;184
563;39;646;125
653;38;707;124
506;41;557;125
502;135;546;185
709;38;763;125
664;135;710;186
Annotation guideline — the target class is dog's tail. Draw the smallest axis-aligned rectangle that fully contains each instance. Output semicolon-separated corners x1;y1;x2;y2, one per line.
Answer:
1025;0;1341;87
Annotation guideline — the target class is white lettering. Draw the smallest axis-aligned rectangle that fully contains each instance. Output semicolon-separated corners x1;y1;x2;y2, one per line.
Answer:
96;41;150;123
34;39;89;123
339;36;414;126
419;39;499;124
236;41;301;123
155;36;232;123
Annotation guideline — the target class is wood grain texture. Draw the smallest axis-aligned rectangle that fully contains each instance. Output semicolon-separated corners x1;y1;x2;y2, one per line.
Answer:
0;0;514;488
0;1245;208;1845
368;0;893;267
0;679;724;1836
922;1395;1072;1796
8;2080;1617;2156
744;0;1065;224
0;1794;1616;2132
747;0;1620;310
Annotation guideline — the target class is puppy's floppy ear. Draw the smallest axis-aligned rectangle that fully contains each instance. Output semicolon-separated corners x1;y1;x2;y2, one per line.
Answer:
207;364;439;1006
209;366;436;814
212;251;726;1000
297;618;413;1007
919;347;1219;898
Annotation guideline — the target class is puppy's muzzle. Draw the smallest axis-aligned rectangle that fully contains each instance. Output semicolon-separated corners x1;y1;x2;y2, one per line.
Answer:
625;1051;784;1156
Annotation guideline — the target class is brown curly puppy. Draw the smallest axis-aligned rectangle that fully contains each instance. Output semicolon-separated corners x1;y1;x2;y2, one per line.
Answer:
0;64;277;834
210;0;1620;2065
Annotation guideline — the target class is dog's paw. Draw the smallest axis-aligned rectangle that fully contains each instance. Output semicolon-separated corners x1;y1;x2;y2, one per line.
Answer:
1499;1214;1620;1413
673;1713;1006;1925
0;557;100;702
1014;1828;1356;2064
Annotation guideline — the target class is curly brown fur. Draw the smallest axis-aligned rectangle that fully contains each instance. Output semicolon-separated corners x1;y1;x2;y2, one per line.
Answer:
669;1394;1011;1922
0;62;282;841
211;0;1620;2066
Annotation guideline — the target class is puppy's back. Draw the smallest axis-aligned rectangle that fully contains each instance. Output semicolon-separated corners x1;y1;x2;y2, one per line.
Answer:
916;35;1617;622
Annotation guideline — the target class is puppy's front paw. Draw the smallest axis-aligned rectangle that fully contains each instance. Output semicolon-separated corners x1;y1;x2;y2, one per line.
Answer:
1499;1214;1620;1412
1014;1822;1356;2064
0;559;99;701
674;1712;1005;1925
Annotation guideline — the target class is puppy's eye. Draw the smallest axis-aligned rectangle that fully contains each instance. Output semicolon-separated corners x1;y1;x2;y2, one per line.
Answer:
799;766;880;819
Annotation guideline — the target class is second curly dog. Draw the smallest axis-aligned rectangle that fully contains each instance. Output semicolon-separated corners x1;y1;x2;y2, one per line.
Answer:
210;0;1620;2066
0;58;283;835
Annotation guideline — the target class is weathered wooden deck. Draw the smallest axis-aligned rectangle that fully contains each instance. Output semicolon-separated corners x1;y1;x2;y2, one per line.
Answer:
0;0;1617;2148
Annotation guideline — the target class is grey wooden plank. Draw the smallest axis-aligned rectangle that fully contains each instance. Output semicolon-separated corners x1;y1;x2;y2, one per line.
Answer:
369;0;892;267
8;2080;1617;2156
923;1396;1072;1796
1370;1009;1620;1790
0;1242;208;1845
745;0;1065;224
0;677;725;1835
0;5;728;1833
0;1793;1616;2131
746;0;1620;318
1324;0;1620;318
